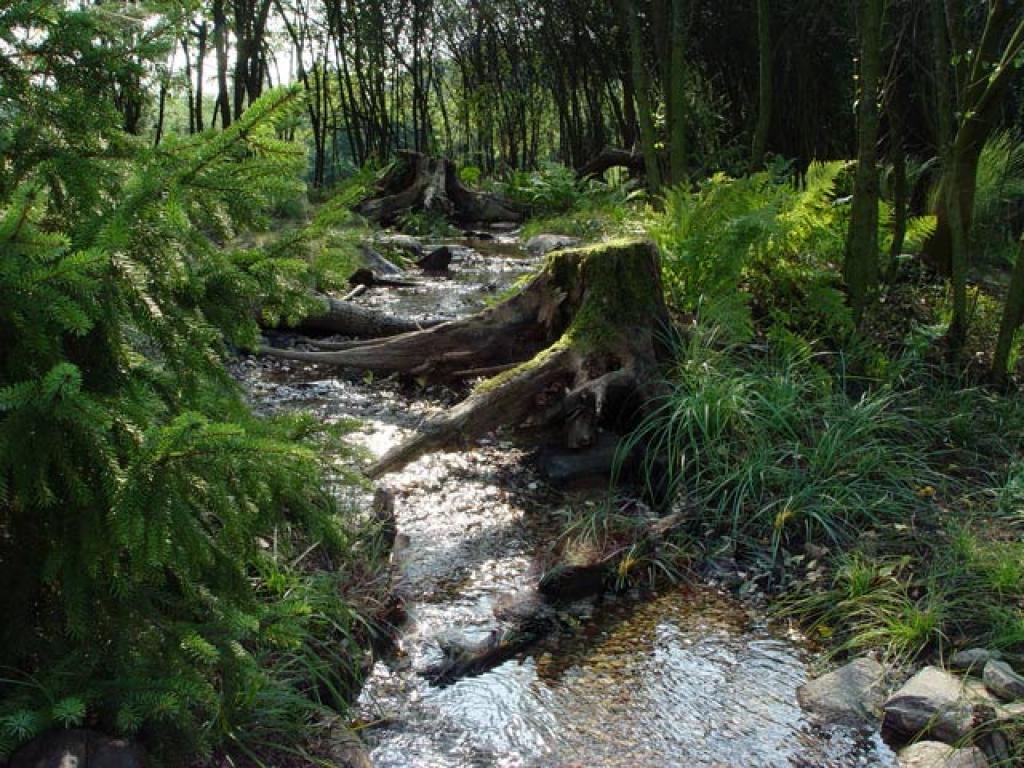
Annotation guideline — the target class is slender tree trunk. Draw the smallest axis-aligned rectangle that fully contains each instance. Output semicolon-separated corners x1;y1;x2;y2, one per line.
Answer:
621;0;662;192
992;237;1024;385
930;0;968;355
213;0;232;129
751;0;772;167
195;22;207;132
668;0;688;186
844;0;885;320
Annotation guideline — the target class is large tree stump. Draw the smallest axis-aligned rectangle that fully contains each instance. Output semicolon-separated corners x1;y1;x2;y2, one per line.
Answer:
358;151;526;226
261;239;670;478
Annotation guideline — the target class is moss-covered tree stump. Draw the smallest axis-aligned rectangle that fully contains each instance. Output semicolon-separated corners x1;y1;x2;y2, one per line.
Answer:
262;239;669;478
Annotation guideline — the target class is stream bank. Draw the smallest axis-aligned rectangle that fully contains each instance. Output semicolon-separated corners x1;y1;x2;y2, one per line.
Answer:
237;231;899;767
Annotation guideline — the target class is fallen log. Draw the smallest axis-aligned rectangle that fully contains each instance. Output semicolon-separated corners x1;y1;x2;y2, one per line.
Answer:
359;151;526;226
285;294;440;338
261;239;670;478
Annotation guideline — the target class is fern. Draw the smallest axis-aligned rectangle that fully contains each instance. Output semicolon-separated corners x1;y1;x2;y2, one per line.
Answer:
651;163;853;342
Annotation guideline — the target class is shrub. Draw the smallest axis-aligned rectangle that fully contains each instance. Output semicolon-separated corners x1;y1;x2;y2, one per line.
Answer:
0;33;375;761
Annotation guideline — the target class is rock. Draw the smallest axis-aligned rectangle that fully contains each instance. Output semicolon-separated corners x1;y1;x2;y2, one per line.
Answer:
537;560;608;601
797;657;887;727
883;666;973;743
525;234;580;256
462;229;495;240
982;659;1024;701
358;243;405;274
9;730;144;768
950;648;1002;674
416;246;453;272
375;233;423;258
325;719;373;768
896;741;988;768
536;433;620;486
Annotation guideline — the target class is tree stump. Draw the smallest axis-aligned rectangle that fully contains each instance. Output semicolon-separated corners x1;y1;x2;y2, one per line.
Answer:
358;151;526;226
261;239;670;478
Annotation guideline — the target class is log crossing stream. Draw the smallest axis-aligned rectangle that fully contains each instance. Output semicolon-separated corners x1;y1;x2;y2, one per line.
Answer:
237;232;899;768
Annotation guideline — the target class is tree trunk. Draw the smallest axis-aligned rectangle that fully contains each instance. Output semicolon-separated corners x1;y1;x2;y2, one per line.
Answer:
751;0;772;167
261;240;671;479
844;0;885;321
620;0;663;192
667;0;688;186
992;237;1024;386
213;0;232;129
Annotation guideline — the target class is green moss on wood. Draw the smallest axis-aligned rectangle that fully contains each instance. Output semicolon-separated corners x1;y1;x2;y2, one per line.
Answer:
473;239;663;394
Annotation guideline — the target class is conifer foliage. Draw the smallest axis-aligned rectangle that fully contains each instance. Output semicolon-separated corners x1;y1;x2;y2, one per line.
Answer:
0;4;367;760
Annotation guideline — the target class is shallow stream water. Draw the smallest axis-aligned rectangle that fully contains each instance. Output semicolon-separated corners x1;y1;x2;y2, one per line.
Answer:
237;233;898;768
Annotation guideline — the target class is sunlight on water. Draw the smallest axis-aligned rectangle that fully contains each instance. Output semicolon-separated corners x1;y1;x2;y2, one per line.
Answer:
239;233;898;768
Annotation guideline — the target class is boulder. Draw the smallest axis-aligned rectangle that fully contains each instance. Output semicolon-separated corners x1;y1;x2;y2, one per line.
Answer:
358;243;405;275
897;741;988;768
797;657;887;727
883;666;973;743
9;730;144;768
982;659;1024;701
416;246;453;272
950;648;1002;675
525;234;580;256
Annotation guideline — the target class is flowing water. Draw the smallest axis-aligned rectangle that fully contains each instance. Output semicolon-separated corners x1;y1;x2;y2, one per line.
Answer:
237;233;899;768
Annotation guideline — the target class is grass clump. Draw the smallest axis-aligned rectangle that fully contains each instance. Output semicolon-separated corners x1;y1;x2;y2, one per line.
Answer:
621;329;936;556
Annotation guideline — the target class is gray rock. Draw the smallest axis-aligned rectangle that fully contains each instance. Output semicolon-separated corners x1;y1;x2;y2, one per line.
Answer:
10;730;144;768
950;648;1002;674
525;234;580;256
982;659;1024;701
897;741;988;768
325;719;373;768
375;233;424;257
358;244;405;275
797;657;887;727
883;666;973;743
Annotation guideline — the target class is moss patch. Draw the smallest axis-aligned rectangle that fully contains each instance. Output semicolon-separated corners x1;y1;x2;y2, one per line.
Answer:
473;239;663;394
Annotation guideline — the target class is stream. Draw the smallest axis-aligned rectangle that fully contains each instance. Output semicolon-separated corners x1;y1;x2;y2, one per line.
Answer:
237;232;899;768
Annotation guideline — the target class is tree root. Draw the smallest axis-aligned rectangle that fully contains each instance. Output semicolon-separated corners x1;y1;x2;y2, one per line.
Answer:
358;151;526;226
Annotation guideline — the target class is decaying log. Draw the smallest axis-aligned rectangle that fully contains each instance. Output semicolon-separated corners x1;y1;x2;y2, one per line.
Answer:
576;148;644;180
358;151;526;226
261;239;670;479
285;294;440;338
